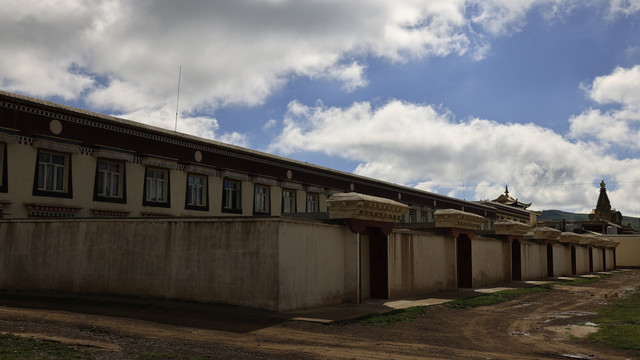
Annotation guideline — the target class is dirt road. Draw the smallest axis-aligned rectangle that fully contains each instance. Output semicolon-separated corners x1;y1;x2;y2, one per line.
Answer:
1;271;639;359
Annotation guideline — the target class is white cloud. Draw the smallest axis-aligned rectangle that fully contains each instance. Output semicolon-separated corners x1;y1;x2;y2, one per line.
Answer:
569;65;640;148
269;99;640;215
0;0;574;132
587;65;640;107
116;107;248;148
263;119;277;131
609;0;640;16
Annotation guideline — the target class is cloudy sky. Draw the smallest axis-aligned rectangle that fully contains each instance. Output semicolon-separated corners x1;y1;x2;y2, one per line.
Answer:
3;0;640;215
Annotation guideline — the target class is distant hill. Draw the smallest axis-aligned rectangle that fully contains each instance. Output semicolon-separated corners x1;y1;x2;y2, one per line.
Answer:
538;210;589;221
539;209;640;227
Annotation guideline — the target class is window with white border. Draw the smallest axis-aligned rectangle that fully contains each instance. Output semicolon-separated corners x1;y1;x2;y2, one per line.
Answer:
306;192;318;212
186;173;208;210
254;184;270;214
143;167;170;207
222;178;242;213
33;149;72;198
282;188;295;214
94;159;126;203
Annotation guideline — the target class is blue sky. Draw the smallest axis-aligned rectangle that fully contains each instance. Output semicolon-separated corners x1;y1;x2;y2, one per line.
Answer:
3;0;640;215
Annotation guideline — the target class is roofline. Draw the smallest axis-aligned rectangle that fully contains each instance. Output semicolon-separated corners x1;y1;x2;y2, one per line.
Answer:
0;90;494;212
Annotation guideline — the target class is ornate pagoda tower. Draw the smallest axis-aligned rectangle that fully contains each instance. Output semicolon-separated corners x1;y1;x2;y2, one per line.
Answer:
589;180;622;225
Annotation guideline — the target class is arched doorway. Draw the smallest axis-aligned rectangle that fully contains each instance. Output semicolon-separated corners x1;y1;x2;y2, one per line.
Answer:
457;234;472;288
570;245;577;275
588;247;594;273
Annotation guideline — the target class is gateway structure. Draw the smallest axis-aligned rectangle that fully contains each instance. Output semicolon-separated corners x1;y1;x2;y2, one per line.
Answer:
0;91;619;311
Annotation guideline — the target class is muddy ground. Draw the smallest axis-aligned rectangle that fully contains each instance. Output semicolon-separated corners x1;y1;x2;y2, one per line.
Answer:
1;270;640;359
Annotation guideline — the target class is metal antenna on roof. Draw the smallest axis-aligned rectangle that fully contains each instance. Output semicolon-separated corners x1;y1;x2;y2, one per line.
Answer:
175;65;182;132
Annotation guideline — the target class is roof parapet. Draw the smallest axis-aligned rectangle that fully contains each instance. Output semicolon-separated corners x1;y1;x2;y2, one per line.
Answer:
434;209;485;230
327;192;409;223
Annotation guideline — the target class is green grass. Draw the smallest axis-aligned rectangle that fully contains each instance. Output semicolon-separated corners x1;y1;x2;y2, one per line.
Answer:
444;273;614;310
0;334;91;360
590;286;640;350
444;285;551;309
560;274;613;287
357;306;426;326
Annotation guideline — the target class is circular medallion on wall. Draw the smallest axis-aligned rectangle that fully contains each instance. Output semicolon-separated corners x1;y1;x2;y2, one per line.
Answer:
194;150;203;162
350;183;355;191
286;169;292;179
49;120;62;135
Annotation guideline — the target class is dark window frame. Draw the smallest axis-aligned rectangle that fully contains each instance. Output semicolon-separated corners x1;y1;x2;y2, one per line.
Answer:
306;192;319;212
222;178;242;214
32;149;73;199
281;188;296;214
93;159;127;204
185;173;209;211
142;167;171;208
253;184;271;215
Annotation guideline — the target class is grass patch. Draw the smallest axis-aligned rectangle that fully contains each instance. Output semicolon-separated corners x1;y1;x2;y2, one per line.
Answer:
0;333;91;359
444;286;551;309
358;306;425;326
444;273;616;310
560;274;613;287
590;286;640;350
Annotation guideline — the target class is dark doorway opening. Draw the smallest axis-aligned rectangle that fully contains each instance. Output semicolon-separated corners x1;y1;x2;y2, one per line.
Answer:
613;249;617;269
570;246;577;275
588;247;594;273
457;234;472;288
512;240;522;281
369;229;388;299
546;244;553;277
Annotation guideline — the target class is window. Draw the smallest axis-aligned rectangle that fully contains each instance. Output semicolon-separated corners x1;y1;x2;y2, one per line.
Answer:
282;189;295;214
38;152;65;192
143;167;170;207
186;174;208;210
306;192;318;212
94;160;126;203
222;179;242;213
408;209;416;223
0;143;6;193
33;150;72;198
254;184;270;214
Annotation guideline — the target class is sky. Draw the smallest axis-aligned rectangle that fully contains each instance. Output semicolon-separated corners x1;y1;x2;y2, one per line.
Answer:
2;0;640;215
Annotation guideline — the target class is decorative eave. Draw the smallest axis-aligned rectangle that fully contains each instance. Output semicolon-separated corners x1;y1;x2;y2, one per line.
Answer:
558;232;583;245
142;154;179;170
90;209;130;217
595;238;619;248
531;226;561;240
93;144;136;162
328;192;409;223
434;209;485;231
32;134;82;154
23;202;82;218
579;234;596;245
0;200;11;210
493;219;532;237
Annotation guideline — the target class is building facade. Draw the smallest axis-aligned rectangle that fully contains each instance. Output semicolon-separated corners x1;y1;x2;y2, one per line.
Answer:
0;90;496;222
0;91;622;311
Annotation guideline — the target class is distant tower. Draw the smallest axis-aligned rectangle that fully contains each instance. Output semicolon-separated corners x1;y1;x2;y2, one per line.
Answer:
589;180;622;225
